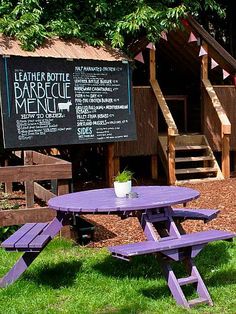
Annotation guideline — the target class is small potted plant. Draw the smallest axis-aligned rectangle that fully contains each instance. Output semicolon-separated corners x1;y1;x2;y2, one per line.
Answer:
114;169;134;198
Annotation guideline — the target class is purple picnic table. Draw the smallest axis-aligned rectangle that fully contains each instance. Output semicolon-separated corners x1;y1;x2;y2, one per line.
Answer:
1;185;235;309
48;185;200;213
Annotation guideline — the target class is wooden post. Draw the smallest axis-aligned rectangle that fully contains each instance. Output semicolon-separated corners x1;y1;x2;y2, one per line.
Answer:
149;47;158;180
201;42;208;133
222;133;230;178
107;143;120;187
4;159;12;193
201;42;208;80
167;135;176;185
58;180;69;195
201;41;208;167
149;49;156;81
24;150;34;208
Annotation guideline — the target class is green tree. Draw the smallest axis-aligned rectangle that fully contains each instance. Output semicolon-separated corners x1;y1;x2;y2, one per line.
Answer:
197;0;236;57
0;0;226;52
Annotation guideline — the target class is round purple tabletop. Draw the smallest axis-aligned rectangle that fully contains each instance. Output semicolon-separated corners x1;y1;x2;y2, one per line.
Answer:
48;186;200;213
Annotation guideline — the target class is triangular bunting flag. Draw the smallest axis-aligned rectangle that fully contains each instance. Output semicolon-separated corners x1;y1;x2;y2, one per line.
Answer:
146;42;156;50
160;31;167;41
223;69;230;80
134;52;144;63
211;58;218;69
199;46;207;57
188;32;197;43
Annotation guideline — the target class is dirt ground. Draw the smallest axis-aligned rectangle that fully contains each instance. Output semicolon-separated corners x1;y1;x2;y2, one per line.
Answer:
86;178;236;247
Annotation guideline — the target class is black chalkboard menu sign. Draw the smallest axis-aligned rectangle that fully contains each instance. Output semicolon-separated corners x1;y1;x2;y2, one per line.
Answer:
0;56;136;148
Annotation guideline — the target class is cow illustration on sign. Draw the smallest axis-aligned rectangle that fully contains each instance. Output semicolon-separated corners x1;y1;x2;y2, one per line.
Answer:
58;100;72;112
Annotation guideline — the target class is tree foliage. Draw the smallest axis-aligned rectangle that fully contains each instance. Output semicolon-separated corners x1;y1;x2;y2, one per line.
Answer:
0;0;226;51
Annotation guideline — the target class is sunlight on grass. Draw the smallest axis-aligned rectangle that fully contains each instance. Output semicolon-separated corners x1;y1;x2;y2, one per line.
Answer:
0;238;235;314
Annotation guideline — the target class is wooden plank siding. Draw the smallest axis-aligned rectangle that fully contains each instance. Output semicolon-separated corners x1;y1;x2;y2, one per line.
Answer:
214;86;236;150
115;87;158;157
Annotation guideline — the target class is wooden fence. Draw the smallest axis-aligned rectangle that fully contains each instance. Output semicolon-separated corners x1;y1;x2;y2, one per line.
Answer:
0;150;72;227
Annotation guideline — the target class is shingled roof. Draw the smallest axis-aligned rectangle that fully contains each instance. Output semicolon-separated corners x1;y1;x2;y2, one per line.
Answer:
0;35;129;61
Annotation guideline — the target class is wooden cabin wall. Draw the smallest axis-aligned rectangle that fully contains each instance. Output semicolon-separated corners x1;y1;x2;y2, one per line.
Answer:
214;86;236;150
115;87;158;157
202;87;222;151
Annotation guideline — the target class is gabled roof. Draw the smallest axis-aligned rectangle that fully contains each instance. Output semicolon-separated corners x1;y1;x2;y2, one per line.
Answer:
0;35;129;61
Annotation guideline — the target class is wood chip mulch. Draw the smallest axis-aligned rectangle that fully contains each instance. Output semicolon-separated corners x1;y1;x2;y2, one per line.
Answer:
86;178;236;248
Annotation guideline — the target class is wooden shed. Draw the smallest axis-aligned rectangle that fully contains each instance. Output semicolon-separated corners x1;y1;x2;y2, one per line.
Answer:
113;16;236;185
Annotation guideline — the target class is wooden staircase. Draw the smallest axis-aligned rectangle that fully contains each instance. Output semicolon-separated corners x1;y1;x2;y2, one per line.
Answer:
158;134;224;184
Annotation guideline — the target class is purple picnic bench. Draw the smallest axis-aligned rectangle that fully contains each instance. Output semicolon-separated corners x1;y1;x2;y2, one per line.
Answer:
1;186;235;309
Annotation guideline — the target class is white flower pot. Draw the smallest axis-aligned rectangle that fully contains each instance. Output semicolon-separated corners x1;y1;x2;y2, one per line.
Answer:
114;180;132;198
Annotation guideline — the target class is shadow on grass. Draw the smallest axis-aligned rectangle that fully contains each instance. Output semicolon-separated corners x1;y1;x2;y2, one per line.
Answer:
194;241;236;287
94;254;163;279
24;260;82;289
141;284;171;300
207;268;236;286
195;241;234;271
98;304;147;314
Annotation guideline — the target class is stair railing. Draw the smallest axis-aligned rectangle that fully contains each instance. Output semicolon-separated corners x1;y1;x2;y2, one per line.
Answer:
150;79;179;184
202;78;231;178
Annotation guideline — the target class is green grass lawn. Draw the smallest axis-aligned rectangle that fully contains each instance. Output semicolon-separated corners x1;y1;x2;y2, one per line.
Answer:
0;238;235;314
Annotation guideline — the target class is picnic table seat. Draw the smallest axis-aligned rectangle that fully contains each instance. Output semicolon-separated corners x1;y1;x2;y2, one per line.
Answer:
109;229;235;308
171;208;219;222
109;229;235;261
1;222;51;252
0;217;63;288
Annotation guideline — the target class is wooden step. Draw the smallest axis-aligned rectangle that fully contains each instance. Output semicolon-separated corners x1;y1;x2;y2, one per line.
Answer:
175;167;218;175
175;145;208;151
176;177;222;185
175;156;213;163
178;275;198;286
188;297;209;307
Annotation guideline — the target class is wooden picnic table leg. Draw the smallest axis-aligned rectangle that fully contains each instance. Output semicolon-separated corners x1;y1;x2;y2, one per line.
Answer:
184;258;213;306
141;207;181;241
140;210;189;307
160;258;190;308
0;252;40;288
139;208;213;308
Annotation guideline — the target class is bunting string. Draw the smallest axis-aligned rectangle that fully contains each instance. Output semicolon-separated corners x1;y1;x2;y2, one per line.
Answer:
133;30;234;84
